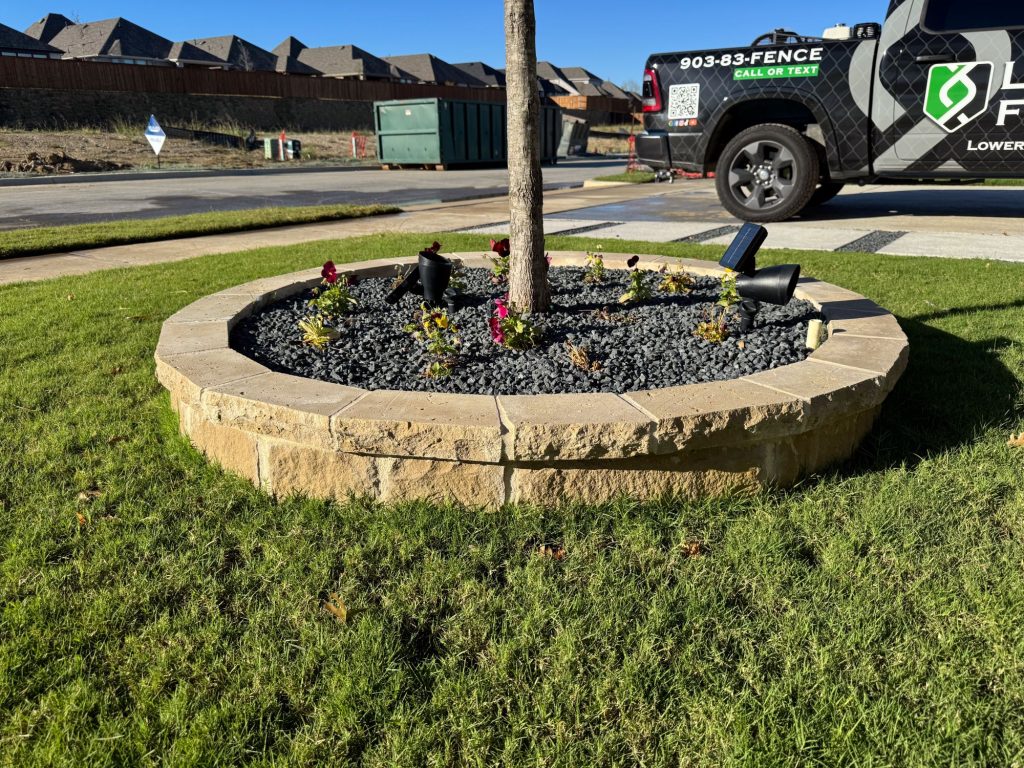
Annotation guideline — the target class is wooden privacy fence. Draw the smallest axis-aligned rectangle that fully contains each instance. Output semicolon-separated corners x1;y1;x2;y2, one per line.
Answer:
0;57;633;113
0;57;504;103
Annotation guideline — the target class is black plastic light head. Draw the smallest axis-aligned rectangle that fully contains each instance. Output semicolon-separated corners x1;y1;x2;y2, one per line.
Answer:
719;223;768;276
736;264;801;306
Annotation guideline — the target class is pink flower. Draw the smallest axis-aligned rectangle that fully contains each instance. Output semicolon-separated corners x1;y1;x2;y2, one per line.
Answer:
489;317;505;345
545;253;552;266
494;298;509;319
321;261;337;284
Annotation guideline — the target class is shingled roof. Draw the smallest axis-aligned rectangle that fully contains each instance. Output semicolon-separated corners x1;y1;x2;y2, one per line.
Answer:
278;43;398;79
166;41;224;65
24;13;73;45
185;35;277;71
382;53;485;87
47;17;173;60
452;61;505;87
0;22;60;54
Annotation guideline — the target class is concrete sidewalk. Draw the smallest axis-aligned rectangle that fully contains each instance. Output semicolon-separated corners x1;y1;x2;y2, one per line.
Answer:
0;184;677;286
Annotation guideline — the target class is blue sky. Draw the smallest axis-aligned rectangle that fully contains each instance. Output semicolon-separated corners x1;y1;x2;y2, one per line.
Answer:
9;1;885;87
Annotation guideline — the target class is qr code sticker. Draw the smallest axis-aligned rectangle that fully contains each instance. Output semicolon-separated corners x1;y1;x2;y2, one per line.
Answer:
667;84;700;120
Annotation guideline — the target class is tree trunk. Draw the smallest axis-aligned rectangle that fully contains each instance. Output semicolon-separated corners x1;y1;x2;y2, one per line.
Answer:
504;0;549;313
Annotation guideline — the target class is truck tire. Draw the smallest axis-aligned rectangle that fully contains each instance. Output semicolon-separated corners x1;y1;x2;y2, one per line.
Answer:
806;181;846;209
715;124;820;222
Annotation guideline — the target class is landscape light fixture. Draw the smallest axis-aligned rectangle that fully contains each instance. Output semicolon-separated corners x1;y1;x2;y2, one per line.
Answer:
385;247;454;307
719;223;801;332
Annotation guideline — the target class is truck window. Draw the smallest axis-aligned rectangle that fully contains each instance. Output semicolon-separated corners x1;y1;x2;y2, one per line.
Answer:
923;0;1024;33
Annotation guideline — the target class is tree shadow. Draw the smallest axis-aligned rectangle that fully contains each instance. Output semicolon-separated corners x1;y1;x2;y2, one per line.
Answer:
844;313;1022;473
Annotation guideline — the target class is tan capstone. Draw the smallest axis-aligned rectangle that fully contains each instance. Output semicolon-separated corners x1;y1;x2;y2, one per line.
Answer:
156;320;230;358
810;335;910;377
155;349;268;405
497;393;656;461
332;390;503;462
203;373;364;449
623;379;805;453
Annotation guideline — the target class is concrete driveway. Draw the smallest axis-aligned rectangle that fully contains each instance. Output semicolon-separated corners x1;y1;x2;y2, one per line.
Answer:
457;180;1024;262
0;158;624;230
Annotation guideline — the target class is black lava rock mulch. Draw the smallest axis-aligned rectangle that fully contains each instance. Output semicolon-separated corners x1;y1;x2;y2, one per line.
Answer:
230;266;819;396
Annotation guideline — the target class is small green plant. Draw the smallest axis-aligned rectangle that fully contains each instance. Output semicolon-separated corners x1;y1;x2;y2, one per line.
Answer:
309;261;358;319
404;303;461;378
584;251;606;284
718;269;740;311
490;298;540;351
565;341;602;372
694;269;741;343
489;238;510;285
298;314;340;350
658;265;694;294
618;256;652;305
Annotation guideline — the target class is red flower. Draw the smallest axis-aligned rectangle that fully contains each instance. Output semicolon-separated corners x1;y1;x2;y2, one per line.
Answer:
321;261;338;284
490;238;510;257
428;241;442;253
489;317;505;345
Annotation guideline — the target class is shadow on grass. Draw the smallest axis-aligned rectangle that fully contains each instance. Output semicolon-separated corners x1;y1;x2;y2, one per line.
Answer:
851;315;1022;472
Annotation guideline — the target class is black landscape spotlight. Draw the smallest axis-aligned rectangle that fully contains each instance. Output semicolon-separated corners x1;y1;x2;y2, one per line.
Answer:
719;223;801;332
385;242;454;308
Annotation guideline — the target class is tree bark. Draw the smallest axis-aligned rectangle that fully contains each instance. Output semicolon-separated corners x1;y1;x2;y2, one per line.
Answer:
504;0;549;313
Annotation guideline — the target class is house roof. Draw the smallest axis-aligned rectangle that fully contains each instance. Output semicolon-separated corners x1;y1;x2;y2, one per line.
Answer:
275;54;319;75
24;13;72;44
452;61;505;87
48;17;173;59
382;53;485;86
538;77;571;97
185;35;277;71
167;40;224;64
598;80;630;100
290;44;400;79
560;66;602;83
0;22;60;53
271;36;307;59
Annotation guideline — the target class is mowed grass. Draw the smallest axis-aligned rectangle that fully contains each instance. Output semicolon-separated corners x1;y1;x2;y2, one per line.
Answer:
591;171;657;184
0;204;400;260
2;232;1024;766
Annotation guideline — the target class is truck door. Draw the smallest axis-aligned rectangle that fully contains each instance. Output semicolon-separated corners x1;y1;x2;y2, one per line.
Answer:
879;0;1024;174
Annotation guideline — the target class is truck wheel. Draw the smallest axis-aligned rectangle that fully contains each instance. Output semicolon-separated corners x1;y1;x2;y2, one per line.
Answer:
715;124;819;222
806;181;846;209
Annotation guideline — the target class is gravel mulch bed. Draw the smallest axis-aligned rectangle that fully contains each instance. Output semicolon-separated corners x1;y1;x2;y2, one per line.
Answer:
230;265;820;395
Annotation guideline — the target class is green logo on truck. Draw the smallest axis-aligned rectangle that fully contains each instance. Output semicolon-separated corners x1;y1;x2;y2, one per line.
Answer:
924;63;994;133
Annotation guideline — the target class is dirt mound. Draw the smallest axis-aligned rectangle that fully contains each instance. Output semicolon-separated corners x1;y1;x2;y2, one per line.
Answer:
0;152;132;174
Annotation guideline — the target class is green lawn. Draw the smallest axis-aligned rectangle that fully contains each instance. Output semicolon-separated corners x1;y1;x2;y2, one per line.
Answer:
591;171;656;184
0;204;400;260
2;233;1024;766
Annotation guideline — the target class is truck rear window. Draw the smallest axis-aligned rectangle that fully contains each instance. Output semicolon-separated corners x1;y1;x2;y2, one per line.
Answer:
924;0;1024;32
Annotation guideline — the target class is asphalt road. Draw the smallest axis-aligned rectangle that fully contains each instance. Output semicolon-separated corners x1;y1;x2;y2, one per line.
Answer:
0;158;625;230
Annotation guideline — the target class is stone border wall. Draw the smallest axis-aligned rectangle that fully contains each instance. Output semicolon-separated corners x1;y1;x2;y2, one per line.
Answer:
155;253;908;507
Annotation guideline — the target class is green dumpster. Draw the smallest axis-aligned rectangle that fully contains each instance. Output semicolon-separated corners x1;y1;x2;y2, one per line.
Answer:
374;98;561;168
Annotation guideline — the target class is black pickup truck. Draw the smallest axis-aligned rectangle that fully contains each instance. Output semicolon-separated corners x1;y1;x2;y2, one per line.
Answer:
638;0;1024;221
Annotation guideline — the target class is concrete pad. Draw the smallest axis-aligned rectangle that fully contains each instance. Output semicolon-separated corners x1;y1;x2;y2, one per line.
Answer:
877;231;1024;262
572;221;723;243
704;223;875;251
457;219;617;236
